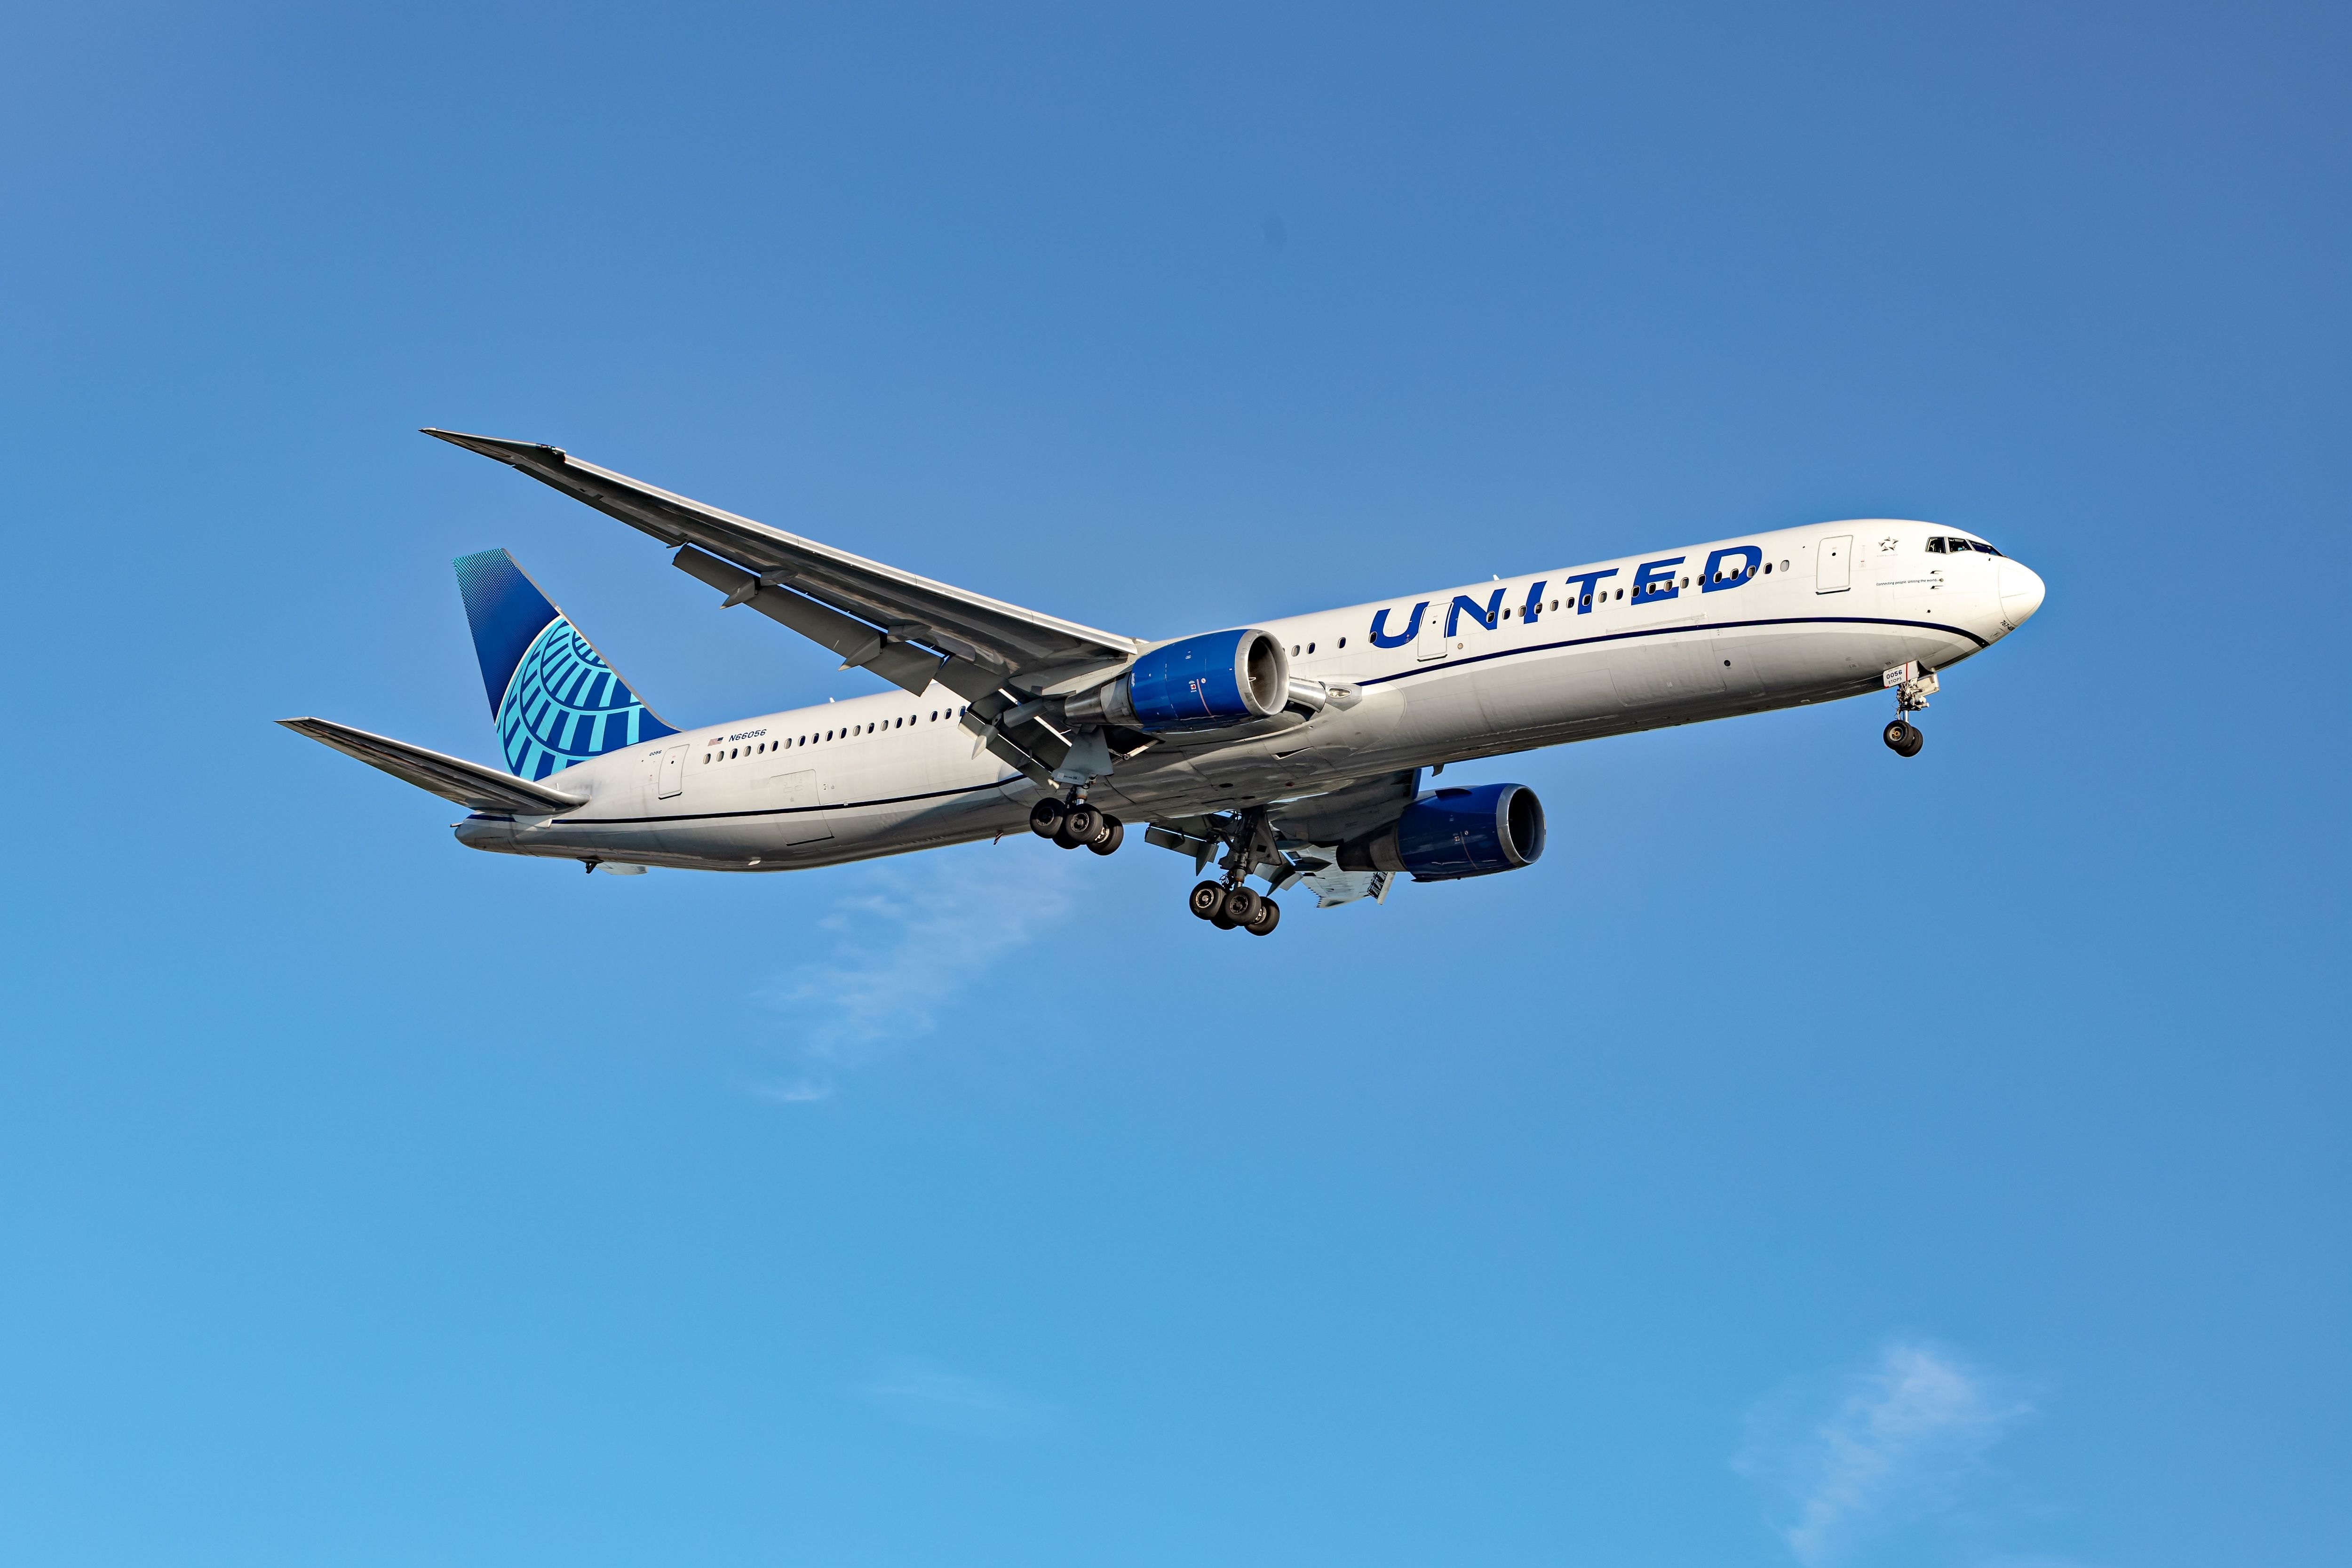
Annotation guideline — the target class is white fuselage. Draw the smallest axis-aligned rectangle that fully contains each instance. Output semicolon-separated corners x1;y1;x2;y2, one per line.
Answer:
454;519;2043;871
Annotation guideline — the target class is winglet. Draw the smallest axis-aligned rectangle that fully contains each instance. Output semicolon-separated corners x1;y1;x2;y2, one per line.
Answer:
421;428;568;468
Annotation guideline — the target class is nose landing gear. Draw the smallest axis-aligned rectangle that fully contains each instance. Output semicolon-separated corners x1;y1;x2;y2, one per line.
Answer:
1881;661;1937;758
1029;794;1124;854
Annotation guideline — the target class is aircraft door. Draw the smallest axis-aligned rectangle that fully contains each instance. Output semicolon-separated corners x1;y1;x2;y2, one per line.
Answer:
767;770;834;844
1414;606;1449;662
657;742;687;799
1816;535;1852;594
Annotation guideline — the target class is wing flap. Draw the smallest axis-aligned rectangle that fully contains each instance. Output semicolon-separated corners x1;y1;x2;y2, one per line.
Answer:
669;544;961;699
422;430;1138;684
278;717;589;814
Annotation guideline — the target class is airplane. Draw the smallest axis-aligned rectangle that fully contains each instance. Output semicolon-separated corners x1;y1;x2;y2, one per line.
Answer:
281;430;2047;935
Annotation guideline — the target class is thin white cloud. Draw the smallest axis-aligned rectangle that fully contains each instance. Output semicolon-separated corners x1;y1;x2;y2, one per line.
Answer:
743;1077;833;1103
749;844;1078;1096
861;1359;1056;1438
1737;1340;2034;1567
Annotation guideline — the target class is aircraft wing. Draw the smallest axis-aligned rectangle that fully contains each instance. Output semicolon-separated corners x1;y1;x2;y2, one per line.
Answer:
422;430;1141;701
278;717;588;814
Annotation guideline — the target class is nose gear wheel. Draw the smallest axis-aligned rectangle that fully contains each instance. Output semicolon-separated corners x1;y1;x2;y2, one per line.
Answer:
1881;661;1934;758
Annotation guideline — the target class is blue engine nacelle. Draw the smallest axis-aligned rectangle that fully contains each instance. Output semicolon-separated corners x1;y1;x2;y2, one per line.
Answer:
1338;782;1546;881
1063;629;1291;733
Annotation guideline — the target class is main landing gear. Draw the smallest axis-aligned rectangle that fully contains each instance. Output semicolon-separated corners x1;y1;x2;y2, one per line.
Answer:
1190;880;1282;936
1185;806;1284;936
1881;661;1937;758
1029;794;1125;855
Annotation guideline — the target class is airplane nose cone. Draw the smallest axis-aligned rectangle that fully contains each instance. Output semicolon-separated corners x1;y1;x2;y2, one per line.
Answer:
1998;560;2045;629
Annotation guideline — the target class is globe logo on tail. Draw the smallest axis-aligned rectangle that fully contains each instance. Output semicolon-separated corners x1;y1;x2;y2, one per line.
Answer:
455;548;677;783
498;616;665;780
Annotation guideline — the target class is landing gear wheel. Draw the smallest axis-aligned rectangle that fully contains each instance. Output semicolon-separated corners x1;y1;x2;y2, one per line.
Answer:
1086;815;1124;856
1220;887;1262;929
1883;719;1923;756
1900;727;1924;758
1242;897;1281;936
1188;882;1225;921
1028;799;1066;838
1057;803;1101;849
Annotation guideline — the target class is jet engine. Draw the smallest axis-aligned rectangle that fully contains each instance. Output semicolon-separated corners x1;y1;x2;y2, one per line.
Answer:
1337;782;1546;881
1064;629;1291;733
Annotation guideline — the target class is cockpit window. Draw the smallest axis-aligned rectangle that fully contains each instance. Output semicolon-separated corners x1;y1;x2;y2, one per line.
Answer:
1925;537;1947;553
1931;535;2005;557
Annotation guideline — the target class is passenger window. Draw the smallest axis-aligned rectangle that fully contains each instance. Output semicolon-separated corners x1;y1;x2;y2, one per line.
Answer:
1307;642;1315;653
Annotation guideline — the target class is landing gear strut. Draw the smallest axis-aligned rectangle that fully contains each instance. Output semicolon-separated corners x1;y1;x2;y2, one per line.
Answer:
1029;793;1124;855
1881;661;1936;758
1184;807;1284;936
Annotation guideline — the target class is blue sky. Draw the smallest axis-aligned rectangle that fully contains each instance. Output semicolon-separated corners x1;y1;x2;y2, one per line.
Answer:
2;4;2345;1564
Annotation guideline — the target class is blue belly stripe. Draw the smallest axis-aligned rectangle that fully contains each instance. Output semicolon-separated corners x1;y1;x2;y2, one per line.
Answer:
1356;613;1986;690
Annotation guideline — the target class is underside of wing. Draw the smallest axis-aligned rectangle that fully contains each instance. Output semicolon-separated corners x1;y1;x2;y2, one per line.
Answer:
279;717;589;815
422;430;1139;698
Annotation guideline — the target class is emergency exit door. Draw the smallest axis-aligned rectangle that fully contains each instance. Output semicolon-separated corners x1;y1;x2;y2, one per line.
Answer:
657;743;687;799
1816;535;1852;594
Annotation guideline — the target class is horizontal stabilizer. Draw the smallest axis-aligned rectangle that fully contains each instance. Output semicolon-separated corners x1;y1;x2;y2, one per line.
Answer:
278;717;588;814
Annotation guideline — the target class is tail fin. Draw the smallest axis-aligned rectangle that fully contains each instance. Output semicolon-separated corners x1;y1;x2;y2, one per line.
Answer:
453;549;678;780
